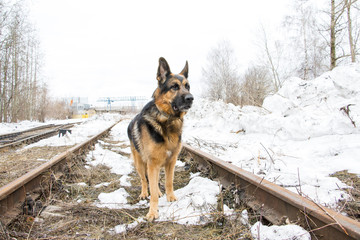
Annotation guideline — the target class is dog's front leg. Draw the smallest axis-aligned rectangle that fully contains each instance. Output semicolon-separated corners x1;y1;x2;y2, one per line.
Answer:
146;161;160;221
165;156;177;202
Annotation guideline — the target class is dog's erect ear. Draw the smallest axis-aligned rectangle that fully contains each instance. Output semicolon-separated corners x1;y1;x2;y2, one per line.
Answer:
157;57;171;84
180;61;188;78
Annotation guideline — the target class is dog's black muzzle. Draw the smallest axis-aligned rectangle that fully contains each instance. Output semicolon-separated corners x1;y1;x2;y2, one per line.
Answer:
172;93;194;112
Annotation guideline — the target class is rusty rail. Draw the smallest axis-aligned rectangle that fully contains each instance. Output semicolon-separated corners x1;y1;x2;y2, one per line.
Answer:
0;124;74;150
182;143;360;240
0;121;119;218
0;124;55;141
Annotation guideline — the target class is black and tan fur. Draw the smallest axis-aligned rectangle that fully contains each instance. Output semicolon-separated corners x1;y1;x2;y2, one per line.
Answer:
127;57;193;221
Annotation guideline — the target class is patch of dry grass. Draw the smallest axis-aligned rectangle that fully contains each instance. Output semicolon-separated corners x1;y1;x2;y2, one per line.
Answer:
331;170;360;220
0;146;73;188
124;214;252;240
6;204;146;239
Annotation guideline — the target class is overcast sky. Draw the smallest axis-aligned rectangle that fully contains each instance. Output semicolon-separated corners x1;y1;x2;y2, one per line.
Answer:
27;0;289;102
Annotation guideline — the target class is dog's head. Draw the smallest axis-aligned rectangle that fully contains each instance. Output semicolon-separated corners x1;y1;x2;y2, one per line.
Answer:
153;57;193;117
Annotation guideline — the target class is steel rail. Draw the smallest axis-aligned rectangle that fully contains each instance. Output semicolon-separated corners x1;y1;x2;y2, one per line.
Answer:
182;143;360;240
0;121;119;218
0;124;56;140
0;124;74;150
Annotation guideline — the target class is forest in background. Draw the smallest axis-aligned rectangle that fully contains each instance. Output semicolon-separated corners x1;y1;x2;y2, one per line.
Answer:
202;0;359;106
0;1;68;123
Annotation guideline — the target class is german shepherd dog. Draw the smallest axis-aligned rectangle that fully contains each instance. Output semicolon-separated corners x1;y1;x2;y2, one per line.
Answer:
127;57;193;221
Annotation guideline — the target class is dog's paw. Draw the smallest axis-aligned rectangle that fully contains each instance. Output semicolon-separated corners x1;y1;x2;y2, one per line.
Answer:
146;211;159;222
166;193;177;202
139;191;149;199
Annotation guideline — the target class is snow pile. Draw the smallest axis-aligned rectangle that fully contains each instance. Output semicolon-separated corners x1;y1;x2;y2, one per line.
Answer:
251;222;311;240
184;64;360;208
262;64;360;140
157;175;230;225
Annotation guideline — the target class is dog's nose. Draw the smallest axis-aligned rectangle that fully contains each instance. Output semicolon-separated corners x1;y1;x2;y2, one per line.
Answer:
184;94;194;103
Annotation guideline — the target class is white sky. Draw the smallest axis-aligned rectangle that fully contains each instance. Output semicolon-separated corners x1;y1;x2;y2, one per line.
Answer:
27;0;289;102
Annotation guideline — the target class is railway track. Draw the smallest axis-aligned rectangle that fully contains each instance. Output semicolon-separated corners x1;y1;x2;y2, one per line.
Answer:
0;123;75;150
0;120;359;239
0;121;118;223
182;143;360;240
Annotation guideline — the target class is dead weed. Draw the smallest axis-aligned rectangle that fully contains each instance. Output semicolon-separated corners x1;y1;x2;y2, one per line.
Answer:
331;170;360;220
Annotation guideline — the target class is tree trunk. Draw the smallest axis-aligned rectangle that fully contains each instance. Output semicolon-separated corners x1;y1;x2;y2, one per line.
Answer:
330;0;337;69
302;18;309;80
262;26;281;91
345;0;356;62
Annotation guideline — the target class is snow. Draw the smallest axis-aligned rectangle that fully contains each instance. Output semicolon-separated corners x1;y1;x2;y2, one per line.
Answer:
0;121;44;135
97;188;129;207
157;176;223;225
112;218;145;234
184;64;360;209
86;143;133;175
2;64;360;239
23;113;121;148
0;118;85;135
251;222;311;240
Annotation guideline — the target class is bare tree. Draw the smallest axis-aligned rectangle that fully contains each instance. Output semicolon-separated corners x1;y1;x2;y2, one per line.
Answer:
283;0;328;79
202;40;242;105
329;0;347;69
0;1;48;122
240;65;272;107
344;0;359;62
45;98;71;120
321;0;359;69
257;26;284;92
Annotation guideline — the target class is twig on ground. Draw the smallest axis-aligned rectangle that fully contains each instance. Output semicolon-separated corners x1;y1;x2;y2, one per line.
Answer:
340;104;356;127
253;177;265;195
302;206;320;240
297;168;303;196
260;143;275;164
304;194;349;236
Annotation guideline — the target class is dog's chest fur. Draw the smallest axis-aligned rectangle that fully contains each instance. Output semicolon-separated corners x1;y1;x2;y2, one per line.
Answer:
146;108;183;149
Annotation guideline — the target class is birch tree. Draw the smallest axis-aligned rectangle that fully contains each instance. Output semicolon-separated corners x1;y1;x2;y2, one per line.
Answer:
324;0;359;69
202;40;242;105
0;0;48;122
240;65;272;107
283;0;328;79
344;0;359;62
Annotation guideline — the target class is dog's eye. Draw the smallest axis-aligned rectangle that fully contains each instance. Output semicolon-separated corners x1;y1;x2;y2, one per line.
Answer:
171;84;180;90
185;83;190;90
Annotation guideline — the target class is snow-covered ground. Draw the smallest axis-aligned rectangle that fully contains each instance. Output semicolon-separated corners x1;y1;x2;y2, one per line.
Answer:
0;118;85;135
0;121;45;134
184;64;360;209
21;114;122;148
3;64;359;239
86;117;310;239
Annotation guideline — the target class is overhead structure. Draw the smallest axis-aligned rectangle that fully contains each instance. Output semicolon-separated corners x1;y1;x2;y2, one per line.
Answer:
96;96;149;111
